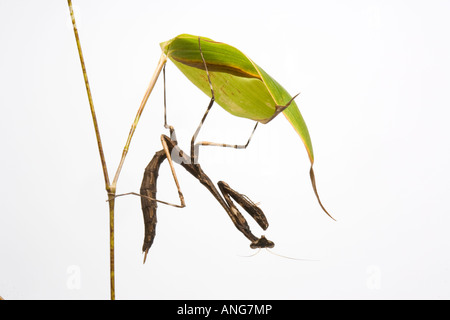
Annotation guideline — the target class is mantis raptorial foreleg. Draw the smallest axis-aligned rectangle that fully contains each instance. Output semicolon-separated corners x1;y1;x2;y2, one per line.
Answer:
141;134;274;262
217;181;274;249
162;135;273;248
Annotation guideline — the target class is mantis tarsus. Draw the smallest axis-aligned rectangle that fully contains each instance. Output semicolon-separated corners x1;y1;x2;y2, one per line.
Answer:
67;0;334;300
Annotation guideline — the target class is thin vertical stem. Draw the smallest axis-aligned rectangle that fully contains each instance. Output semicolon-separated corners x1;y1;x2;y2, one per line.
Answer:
67;1;167;300
67;0;115;300
107;193;115;300
67;0;110;190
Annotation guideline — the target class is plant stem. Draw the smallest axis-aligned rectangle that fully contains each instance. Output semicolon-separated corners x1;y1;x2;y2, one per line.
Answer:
68;0;116;299
67;0;110;190
68;1;167;300
112;53;167;187
107;192;116;300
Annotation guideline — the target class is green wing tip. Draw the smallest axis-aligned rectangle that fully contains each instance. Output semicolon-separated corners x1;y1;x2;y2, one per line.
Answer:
309;166;335;221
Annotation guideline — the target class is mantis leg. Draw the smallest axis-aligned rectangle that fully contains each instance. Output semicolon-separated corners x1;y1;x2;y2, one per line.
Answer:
159;134;186;207
190;37;259;163
141;135;274;261
189;36;215;164
162;64;179;142
217;181;274;249
113;131;185;209
163;135;274;248
192;121;258;161
190;95;214;164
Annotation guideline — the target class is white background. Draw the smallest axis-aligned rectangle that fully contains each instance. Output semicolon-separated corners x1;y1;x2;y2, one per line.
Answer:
1;0;449;299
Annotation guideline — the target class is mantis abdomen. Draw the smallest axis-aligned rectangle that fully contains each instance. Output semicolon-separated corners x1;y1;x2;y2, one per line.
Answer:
140;150;166;262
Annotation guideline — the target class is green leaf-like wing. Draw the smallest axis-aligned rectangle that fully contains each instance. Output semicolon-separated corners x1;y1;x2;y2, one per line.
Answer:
160;34;334;220
160;34;313;163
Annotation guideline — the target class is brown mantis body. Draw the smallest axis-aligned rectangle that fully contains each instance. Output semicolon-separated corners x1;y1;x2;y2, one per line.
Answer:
140;133;274;263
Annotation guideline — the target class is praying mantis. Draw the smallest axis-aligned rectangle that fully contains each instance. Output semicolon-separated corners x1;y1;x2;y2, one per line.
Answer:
134;35;335;262
67;1;334;300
